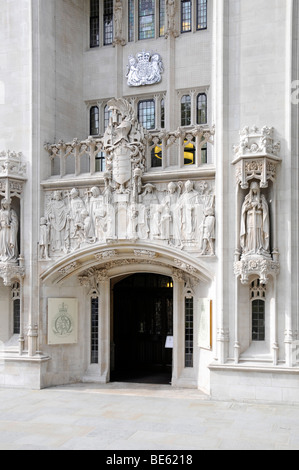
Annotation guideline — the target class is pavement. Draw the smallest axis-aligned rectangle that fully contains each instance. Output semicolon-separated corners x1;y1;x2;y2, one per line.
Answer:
0;382;299;450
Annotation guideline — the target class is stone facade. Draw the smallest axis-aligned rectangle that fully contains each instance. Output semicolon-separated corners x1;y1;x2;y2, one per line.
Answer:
0;0;298;404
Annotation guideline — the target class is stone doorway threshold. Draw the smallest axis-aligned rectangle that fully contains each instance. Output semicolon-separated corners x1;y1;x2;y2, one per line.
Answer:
50;382;209;400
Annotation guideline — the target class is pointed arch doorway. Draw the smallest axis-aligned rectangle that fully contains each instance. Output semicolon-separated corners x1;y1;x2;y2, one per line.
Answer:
111;273;173;384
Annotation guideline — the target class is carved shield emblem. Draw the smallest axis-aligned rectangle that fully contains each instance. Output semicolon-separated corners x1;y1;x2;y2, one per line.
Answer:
126;51;164;87
112;146;132;186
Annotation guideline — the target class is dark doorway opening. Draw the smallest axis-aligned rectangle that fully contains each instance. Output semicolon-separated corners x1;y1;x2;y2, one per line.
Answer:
111;273;173;385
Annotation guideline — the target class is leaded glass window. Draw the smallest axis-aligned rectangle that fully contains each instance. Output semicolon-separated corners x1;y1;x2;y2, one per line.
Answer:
90;0;100;48
185;297;194;368
181;95;191;126
91;296;99;364
138;100;155;130
104;0;113;45
197;93;207;124
104;104;112;130
139;0;155;40
159;0;166;37
161;98;165;129
95;153;106;172
11;283;21;335
201;144;207;164
197;0;207;30
251;279;266;342
151;142;162;167
128;0;135;42
181;0;192;33
252;300;265;341
90;106;99;136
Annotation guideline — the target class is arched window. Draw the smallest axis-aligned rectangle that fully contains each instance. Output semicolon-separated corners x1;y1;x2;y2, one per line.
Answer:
251;279;266;342
138;99;155;130
197;93;207;124
181;95;191;126
90;106;99;136
11;282;20;335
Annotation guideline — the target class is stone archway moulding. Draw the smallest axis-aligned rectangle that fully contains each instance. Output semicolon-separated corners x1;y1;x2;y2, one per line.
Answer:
40;242;214;286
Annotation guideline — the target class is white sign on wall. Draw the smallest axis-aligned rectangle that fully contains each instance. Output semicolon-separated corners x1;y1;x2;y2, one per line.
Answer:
198;299;212;350
48;298;78;345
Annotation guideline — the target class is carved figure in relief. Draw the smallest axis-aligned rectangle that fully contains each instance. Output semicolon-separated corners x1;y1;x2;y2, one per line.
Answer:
151;206;162;239
179;181;199;240
69;188;86;239
0;199;18;263
39;217;50;260
73;210;95;249
47;191;68;252
199;207;215;256
129;204;139;238
160;203;172;241
140;184;159;239
240;182;270;256
163;182;182;244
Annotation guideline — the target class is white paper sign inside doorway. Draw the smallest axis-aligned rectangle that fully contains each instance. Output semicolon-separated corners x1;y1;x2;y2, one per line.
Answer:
165;336;174;349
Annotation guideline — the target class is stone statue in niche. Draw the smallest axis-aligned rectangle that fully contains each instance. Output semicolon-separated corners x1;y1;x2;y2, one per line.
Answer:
240;181;270;256
39;217;50;260
165;0;179;38
0;199;19;263
113;0;125;46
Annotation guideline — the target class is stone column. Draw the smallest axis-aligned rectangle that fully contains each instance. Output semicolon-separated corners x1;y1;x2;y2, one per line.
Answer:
98;275;110;382
172;269;185;385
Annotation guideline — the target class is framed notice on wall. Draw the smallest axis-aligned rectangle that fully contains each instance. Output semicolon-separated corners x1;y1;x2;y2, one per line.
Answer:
198;299;212;350
48;298;78;345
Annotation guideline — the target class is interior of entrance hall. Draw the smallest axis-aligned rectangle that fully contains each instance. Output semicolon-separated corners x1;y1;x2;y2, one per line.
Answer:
111;274;173;384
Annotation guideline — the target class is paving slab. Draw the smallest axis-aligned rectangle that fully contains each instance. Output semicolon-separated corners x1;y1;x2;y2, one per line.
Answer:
0;383;298;450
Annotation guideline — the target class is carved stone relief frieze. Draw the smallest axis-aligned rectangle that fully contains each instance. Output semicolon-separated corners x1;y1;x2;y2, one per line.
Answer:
40;99;216;262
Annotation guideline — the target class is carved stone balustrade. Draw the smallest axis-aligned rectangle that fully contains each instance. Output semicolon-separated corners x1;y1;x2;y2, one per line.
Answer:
44;124;215;179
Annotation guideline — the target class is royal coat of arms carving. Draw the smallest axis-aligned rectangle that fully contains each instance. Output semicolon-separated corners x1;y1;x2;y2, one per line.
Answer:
126;51;164;87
